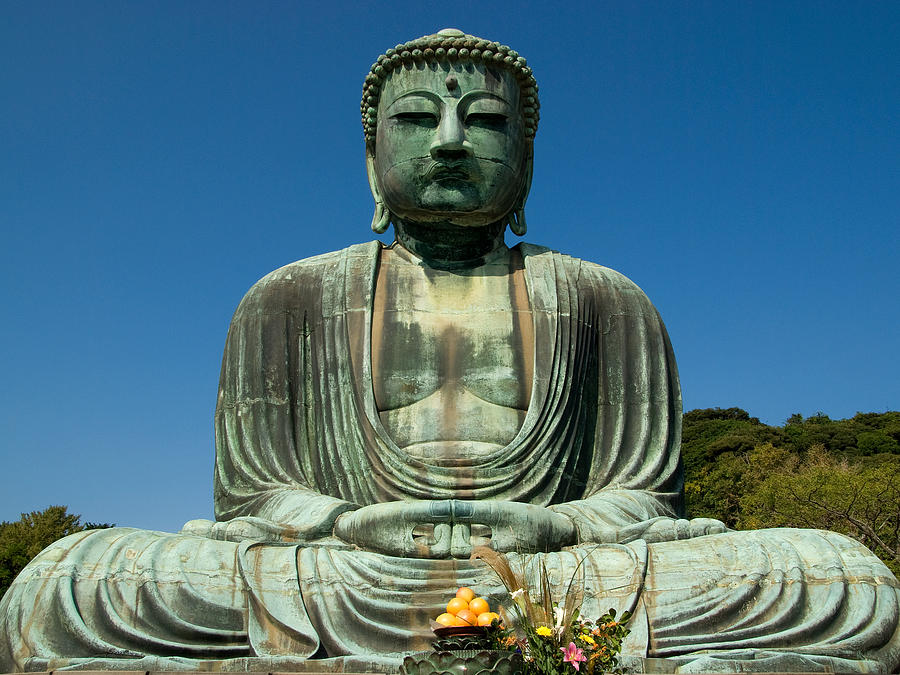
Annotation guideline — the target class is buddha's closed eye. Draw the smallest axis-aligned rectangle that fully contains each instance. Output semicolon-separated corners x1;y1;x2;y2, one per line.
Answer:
465;112;507;129
393;112;438;127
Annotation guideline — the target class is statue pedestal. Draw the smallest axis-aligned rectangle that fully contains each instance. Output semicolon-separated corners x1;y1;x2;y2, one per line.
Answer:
400;650;524;675
9;656;400;675
3;654;806;675
3;667;838;675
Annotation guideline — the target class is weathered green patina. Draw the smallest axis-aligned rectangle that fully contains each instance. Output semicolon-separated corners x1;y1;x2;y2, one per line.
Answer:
2;29;899;674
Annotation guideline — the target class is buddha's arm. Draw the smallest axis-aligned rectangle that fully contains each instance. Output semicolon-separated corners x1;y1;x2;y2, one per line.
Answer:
209;396;359;541
183;489;356;543
540;260;726;544
208;261;360;542
548;492;726;544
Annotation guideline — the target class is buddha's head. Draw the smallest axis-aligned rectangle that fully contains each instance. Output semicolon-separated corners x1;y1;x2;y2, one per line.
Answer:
362;29;539;238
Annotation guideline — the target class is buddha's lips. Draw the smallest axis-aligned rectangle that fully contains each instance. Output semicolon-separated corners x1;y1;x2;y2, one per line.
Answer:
426;163;474;181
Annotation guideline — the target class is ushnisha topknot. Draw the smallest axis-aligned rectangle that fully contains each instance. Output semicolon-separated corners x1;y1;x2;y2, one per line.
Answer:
361;28;540;148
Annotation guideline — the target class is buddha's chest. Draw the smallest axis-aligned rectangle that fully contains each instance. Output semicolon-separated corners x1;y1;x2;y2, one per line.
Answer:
371;249;534;414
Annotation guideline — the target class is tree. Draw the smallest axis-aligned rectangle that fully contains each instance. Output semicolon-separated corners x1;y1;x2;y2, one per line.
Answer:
779;411;900;457
681;409;778;476
0;506;112;600
682;409;783;526
739;446;900;576
683;407;759;424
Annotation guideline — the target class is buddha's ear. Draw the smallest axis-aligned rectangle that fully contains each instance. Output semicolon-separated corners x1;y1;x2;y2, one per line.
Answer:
509;150;534;237
366;150;391;234
365;149;381;201
519;150;534;207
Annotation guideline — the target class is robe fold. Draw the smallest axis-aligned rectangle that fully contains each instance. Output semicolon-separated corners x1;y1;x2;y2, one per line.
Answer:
2;242;898;674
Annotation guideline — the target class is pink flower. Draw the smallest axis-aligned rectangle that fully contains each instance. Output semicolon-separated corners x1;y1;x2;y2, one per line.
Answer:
561;642;587;671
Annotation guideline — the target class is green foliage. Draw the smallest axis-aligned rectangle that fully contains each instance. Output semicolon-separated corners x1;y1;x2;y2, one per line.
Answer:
518;609;631;675
683;409;900;574
0;506;113;600
740;446;900;576
682;408;780;527
780;411;900;457
857;430;900;455
683;407;759;424
684;449;756;528
683;409;900;468
574;609;631;675
680;408;778;478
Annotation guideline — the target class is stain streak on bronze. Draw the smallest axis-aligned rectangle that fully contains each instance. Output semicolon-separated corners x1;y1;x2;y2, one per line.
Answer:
371;247;389;411
510;247;533;408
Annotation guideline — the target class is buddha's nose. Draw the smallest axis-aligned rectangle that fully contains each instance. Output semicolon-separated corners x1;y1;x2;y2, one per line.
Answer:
430;114;472;160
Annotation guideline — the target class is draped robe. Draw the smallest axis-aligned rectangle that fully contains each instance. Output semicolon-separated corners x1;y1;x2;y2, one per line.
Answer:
2;242;899;673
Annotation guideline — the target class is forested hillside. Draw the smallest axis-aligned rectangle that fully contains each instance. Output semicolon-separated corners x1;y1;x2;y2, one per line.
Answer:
683;408;900;574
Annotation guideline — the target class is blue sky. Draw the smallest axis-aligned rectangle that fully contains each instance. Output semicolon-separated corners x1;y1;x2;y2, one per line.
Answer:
2;1;897;532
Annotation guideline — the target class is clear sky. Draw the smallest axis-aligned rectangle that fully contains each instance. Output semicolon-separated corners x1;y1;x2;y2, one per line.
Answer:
2;1;897;532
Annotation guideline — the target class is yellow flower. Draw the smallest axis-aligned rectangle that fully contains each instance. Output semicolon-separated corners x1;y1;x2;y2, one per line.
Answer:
579;634;596;646
536;626;554;637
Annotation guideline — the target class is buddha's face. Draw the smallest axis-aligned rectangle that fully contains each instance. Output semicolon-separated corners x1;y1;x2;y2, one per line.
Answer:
372;62;527;227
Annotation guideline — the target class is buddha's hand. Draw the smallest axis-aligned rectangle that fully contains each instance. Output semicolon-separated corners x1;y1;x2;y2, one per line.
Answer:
181;517;299;542
640;517;728;543
457;501;577;556
332;500;577;558
333;500;459;558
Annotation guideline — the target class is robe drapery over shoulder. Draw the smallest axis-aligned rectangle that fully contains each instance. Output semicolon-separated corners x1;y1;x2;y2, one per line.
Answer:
214;241;684;537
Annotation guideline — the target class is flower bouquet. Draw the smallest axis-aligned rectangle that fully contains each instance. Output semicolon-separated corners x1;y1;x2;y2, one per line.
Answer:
472;546;631;675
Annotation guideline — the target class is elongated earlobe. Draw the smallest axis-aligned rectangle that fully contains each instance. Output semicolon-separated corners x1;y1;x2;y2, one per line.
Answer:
509;207;527;236
371;202;391;234
507;152;533;237
366;153;391;234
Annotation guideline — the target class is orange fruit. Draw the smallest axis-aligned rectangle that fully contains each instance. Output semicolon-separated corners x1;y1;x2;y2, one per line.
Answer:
446;597;469;615
456;609;478;626
456;587;476;603
435;613;458;627
477;611;500;626
469;597;490;616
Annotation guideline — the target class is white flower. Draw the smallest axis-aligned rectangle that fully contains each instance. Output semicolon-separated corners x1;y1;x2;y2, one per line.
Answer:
510;587;528;614
554;605;566;637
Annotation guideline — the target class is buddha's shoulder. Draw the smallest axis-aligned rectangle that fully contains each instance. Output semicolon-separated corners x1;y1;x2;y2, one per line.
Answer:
518;242;651;297
236;241;380;311
254;241;378;286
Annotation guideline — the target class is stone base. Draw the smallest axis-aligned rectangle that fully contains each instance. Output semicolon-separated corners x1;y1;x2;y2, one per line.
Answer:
13;656;400;675
3;653;865;675
2;671;841;675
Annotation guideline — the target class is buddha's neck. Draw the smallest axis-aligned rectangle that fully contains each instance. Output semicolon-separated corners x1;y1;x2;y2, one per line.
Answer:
393;219;506;270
